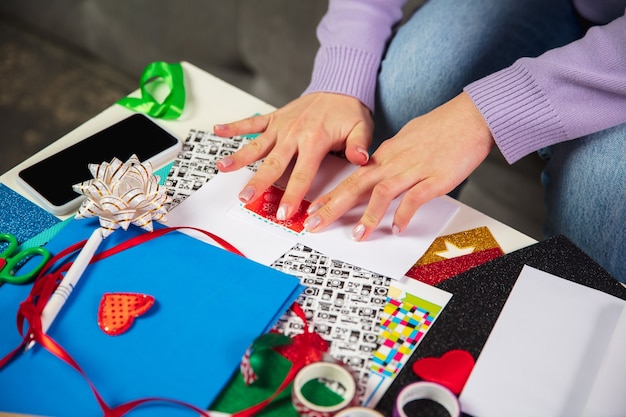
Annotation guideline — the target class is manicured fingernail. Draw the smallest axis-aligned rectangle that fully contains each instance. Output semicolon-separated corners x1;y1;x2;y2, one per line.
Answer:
357;147;369;162
238;186;255;203
213;124;226;132
216;156;234;170
304;215;321;231
352;223;365;241
307;203;323;215
276;204;288;221
392;224;400;235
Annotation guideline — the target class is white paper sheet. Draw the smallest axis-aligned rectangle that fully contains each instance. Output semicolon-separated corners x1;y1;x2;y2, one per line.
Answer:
581;304;626;416
460;265;625;417
168;154;458;278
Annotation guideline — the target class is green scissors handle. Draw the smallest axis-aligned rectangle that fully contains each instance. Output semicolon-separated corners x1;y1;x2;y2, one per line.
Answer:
0;233;52;285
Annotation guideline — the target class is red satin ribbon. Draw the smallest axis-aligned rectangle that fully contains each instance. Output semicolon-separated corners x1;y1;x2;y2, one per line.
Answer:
0;226;246;417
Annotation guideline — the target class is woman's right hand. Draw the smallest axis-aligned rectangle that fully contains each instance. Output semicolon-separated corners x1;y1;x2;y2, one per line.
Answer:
215;92;374;221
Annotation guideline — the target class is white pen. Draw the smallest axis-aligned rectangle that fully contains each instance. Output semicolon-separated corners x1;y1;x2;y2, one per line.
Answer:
26;227;104;350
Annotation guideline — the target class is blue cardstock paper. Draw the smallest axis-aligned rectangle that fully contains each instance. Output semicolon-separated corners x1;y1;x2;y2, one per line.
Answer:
0;217;304;416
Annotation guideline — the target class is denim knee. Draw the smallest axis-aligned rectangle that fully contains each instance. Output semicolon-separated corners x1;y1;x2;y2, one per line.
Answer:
542;124;626;282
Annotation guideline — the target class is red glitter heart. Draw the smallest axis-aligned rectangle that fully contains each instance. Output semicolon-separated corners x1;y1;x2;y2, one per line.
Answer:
98;292;155;336
412;349;475;395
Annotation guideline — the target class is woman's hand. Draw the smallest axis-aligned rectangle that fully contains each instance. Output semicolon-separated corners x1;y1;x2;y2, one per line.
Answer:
303;92;495;241
215;92;374;221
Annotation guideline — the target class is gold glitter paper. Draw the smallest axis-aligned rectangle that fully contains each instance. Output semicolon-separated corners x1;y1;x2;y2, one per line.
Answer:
415;227;502;266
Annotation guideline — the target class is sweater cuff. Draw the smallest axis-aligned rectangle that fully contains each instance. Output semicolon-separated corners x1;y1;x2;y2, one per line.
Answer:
302;46;380;112
464;60;569;164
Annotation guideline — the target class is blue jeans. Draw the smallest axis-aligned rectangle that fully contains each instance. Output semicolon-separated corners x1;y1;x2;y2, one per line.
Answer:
372;0;626;281
541;127;626;282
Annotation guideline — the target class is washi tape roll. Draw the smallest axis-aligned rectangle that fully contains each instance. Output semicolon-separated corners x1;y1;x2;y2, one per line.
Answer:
334;406;385;417
394;382;460;417
292;361;357;417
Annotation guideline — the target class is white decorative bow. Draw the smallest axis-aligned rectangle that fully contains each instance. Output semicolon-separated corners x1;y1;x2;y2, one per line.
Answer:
72;154;170;238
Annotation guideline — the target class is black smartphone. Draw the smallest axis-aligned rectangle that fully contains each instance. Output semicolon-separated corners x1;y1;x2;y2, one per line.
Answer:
17;114;181;215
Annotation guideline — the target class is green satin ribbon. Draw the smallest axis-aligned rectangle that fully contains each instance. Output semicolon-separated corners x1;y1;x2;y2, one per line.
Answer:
117;61;185;119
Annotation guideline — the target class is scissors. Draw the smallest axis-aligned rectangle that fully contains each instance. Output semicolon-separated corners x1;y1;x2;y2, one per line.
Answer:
0;233;51;285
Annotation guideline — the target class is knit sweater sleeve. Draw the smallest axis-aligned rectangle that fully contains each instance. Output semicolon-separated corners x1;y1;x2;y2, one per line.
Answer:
302;0;406;111
464;12;626;164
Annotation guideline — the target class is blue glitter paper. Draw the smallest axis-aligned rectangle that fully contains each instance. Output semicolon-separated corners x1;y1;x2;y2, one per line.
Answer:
0;183;60;245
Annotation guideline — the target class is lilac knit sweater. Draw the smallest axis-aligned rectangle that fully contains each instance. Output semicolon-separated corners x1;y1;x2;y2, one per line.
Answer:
303;0;626;163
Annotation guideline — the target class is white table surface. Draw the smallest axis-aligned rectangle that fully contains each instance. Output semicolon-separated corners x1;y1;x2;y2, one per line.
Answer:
0;61;536;254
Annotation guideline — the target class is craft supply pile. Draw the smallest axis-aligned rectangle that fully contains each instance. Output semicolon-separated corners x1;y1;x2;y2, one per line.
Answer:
2;62;625;417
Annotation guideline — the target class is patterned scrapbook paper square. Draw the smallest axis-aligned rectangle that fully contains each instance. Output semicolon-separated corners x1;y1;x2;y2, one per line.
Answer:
267;243;450;408
270;243;391;401
243;185;311;234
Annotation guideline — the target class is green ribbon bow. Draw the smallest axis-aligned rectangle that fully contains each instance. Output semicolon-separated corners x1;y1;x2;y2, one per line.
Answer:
117;61;185;119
